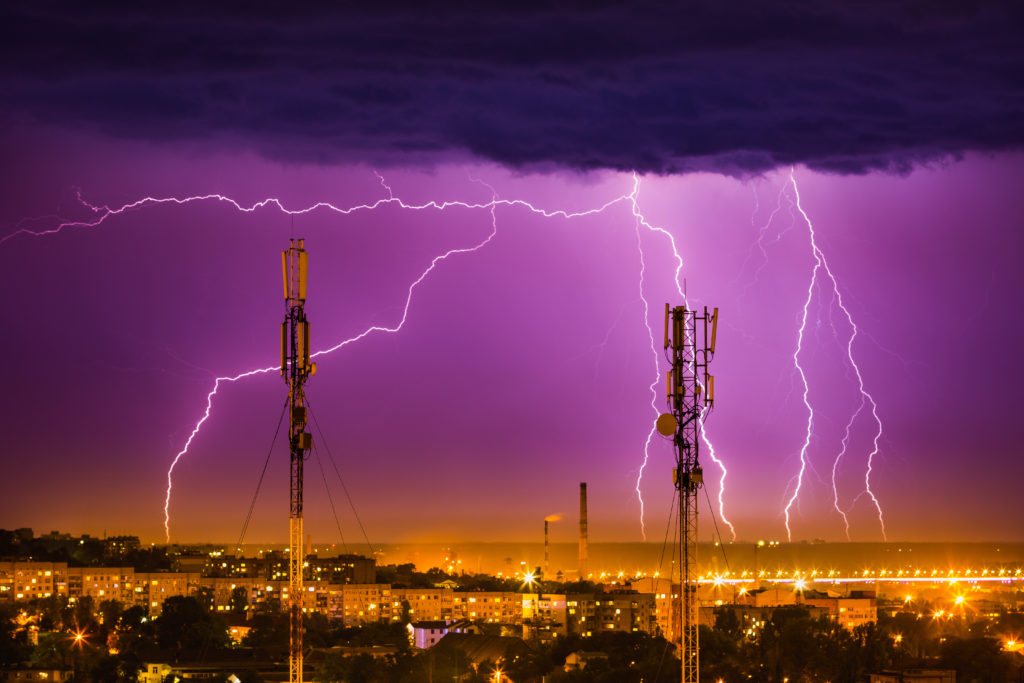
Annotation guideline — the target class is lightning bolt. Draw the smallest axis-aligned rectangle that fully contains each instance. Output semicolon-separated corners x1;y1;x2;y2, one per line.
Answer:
734;181;796;304
628;174;736;541
784;168;887;541
632;203;658;541
4;172;739;543
833;397;864;539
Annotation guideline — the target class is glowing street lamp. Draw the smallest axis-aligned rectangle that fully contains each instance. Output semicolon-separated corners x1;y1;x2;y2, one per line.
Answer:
70;631;87;681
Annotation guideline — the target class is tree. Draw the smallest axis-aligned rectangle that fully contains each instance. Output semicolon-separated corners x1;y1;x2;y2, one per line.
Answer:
242;606;288;655
315;652;377;683
97;599;124;637
155;596;229;650
712;605;742;639
195;586;216;611
700;624;742;682
112;605;153;656
230;586;249;615
73;595;98;633
887;611;934;658
0;603;30;666
414;648;477;682
940;637;1010;683
29;595;67;631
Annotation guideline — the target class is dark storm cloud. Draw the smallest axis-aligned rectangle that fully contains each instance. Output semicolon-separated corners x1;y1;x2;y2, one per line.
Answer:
1;1;1021;174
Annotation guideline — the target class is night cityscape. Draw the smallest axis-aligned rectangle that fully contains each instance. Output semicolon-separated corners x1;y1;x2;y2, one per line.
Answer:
1;2;1023;682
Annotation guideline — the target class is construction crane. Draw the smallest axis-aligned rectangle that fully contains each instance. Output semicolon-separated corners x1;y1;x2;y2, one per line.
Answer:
657;303;717;683
282;239;315;683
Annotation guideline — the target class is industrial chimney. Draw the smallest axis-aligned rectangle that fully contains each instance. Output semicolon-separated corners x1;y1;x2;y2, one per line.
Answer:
579;482;588;579
544;519;549;578
543;514;562;580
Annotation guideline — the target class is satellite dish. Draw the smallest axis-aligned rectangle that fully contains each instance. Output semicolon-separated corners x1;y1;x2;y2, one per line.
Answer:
656;413;678;437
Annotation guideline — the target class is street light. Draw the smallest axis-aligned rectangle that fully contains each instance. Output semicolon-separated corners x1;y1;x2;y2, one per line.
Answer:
71;631;87;681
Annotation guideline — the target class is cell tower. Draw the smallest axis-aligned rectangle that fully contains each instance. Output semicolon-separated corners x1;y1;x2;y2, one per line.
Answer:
657;303;717;683
282;239;315;683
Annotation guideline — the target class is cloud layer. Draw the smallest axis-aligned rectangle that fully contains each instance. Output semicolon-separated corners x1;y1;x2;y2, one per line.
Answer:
1;1;1021;174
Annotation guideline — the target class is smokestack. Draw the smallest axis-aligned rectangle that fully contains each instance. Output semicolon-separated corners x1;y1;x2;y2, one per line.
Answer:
542;515;561;580
579;482;588;579
544;520;549;579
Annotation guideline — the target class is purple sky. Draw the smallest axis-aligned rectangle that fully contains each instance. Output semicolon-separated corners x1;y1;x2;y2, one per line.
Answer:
0;2;1022;545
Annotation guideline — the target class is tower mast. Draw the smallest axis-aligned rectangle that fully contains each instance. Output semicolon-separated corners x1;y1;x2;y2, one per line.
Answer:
282;239;314;683
659;303;717;683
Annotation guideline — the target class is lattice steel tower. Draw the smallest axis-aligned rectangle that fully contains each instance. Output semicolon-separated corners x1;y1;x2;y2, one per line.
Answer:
658;303;717;683
281;239;314;683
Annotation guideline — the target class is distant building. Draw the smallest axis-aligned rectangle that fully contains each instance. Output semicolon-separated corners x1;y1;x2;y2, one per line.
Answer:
524;591;657;639
800;589;877;630
410;619;476;649
137;662;173;683
564;592;657;637
631;577;679;640
204;553;374;584
130;572;202;614
0;562;66;600
452;591;520;623
746;587;797;607
0;559;659;639
523;593;568;639
103;535;141;557
395;587;454;622
66;566;135;604
341;583;395;625
308;554;376;584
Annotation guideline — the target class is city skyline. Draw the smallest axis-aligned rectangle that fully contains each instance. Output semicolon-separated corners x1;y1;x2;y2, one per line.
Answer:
1;3;1022;545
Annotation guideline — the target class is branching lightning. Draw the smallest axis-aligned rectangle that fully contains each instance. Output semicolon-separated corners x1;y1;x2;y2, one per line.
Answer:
734;182;796;304
632;207;658;541
7;174;727;541
784;168;887;541
628;174;736;541
5;166;892;545
3;171;749;543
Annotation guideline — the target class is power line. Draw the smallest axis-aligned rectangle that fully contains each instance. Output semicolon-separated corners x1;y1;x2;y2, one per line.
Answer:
306;398;376;556
312;444;349;554
235;397;289;552
704;485;731;574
